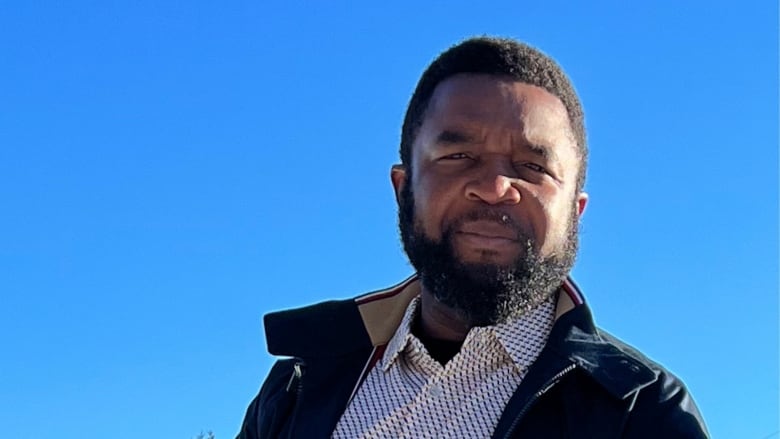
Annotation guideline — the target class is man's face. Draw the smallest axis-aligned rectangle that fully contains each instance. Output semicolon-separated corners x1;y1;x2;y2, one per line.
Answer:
392;74;588;326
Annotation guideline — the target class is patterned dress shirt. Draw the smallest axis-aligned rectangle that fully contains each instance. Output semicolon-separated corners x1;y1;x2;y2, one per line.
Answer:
332;294;556;438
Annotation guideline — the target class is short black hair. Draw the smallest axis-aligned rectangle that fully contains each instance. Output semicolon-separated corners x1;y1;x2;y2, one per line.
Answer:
400;36;588;192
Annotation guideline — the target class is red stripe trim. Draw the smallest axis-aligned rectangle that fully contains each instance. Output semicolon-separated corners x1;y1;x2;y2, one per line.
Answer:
355;276;417;305
563;278;584;306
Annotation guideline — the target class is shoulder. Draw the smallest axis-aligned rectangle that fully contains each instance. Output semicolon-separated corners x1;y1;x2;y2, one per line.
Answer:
549;306;709;438
596;330;710;438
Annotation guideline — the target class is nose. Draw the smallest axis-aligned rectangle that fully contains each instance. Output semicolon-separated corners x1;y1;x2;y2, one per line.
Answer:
465;162;522;205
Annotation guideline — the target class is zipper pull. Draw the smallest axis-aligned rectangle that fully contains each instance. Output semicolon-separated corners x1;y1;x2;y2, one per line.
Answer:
285;362;305;392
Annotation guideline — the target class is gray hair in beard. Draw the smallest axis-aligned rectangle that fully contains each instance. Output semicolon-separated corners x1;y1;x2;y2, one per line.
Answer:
398;181;580;327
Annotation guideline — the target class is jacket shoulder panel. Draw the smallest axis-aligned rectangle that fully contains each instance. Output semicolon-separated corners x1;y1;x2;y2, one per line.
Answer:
549;307;659;400
568;327;660;399
623;369;710;438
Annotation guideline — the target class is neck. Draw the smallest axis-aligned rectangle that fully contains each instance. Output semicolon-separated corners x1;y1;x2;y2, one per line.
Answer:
418;287;471;341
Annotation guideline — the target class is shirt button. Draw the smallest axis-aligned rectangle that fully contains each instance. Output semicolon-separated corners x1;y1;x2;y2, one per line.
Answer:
429;384;443;398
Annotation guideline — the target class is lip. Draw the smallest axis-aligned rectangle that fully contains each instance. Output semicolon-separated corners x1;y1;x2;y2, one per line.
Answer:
455;233;518;252
455;220;519;241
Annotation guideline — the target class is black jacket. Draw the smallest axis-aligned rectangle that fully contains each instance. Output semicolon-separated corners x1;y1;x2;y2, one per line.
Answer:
237;277;708;438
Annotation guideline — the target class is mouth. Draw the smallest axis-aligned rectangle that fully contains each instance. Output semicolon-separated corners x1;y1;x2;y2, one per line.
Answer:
453;220;520;253
456;220;520;241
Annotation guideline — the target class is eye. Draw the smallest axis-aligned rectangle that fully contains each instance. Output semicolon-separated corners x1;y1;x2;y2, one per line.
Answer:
522;162;546;173
440;152;472;160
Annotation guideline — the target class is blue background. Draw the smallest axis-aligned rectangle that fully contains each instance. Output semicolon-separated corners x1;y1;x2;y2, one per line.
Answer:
1;1;777;438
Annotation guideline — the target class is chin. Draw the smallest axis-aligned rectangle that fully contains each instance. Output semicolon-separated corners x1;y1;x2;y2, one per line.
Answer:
455;248;525;268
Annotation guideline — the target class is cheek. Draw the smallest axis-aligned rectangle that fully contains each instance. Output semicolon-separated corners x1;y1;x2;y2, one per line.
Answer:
521;187;571;250
537;193;577;253
412;178;460;237
521;191;550;243
412;190;444;236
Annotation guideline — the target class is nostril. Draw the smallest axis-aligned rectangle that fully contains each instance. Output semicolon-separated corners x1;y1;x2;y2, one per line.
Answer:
465;175;522;205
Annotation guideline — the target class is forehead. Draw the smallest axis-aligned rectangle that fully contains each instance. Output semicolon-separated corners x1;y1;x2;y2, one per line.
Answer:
423;74;576;146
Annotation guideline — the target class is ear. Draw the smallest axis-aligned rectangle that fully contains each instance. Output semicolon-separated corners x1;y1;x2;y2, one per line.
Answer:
576;191;589;217
390;164;407;205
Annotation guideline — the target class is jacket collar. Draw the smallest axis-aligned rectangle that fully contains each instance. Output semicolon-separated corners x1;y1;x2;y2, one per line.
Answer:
263;276;420;358
264;275;659;399
353;275;585;347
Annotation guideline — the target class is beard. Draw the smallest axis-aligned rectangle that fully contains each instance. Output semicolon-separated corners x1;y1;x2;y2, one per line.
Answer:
398;181;580;327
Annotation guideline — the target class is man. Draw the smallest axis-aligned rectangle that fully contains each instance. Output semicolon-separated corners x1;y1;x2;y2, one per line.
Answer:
237;37;708;438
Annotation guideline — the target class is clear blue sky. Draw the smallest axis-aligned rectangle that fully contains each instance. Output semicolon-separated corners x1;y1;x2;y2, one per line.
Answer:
1;1;776;438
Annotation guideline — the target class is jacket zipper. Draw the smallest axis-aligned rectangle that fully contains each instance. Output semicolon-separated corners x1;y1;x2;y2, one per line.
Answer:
285;361;305;438
285;362;304;392
501;363;577;439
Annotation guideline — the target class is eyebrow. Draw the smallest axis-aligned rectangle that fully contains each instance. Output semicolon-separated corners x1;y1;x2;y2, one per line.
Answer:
435;128;560;163
435;129;478;145
526;143;555;161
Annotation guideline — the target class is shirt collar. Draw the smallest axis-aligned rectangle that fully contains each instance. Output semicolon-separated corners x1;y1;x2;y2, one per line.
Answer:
382;295;421;371
490;296;556;372
381;291;558;373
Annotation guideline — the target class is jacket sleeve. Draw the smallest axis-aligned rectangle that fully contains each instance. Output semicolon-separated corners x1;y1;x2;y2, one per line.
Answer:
623;370;709;439
236;359;298;439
